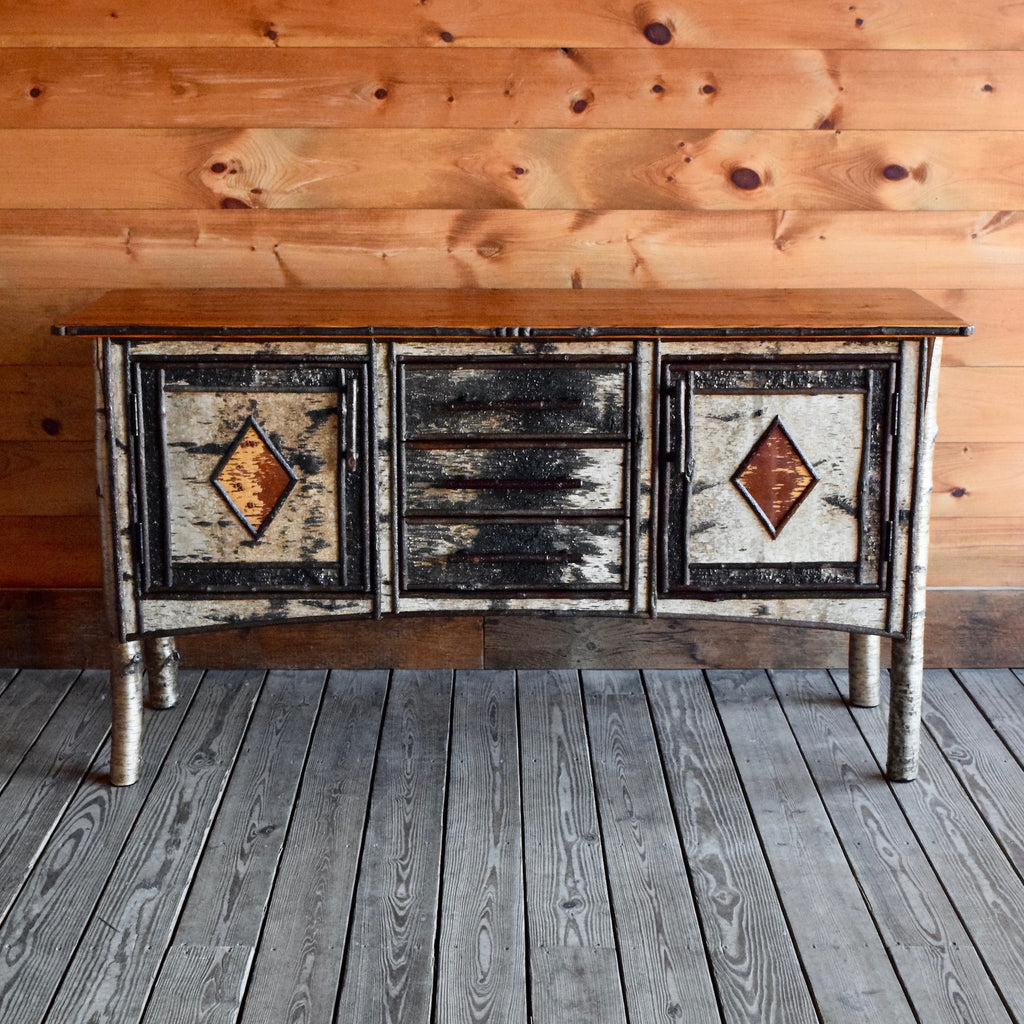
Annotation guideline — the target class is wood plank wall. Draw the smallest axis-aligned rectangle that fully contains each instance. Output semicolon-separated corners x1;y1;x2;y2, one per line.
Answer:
1;1;1022;666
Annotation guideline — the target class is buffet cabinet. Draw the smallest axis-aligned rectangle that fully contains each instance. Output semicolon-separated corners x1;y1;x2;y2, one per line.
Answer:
56;289;970;785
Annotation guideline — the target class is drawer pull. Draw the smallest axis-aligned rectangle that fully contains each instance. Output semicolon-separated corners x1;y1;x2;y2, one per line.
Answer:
442;477;584;491
448;550;583;564
442;398;583;412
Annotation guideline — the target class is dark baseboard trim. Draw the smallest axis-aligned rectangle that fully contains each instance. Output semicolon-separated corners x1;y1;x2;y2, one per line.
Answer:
1;588;1019;670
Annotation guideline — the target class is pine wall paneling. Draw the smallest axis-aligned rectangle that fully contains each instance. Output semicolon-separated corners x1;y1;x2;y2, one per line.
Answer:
1;2;1021;667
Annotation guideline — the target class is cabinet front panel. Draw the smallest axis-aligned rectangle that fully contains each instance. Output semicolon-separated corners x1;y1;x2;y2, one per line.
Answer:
133;357;370;595
659;354;897;597
402;519;626;592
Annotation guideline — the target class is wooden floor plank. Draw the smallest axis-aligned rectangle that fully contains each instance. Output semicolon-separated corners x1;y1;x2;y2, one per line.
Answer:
436;670;528;1024
142;945;254;1024
583;670;721;1024
775;668;1012;1024
0;669;80;787
335;669;453;1024
706;669;917;1024
0;669;109;921
0;669;205;1024
853;669;1024;1022
644;669;819;1024
922;668;1024;875
44;670;266;1024
142;670;329;1024
517;669;625;1024
953;667;1024;762
239;669;389;1024
0;667;17;695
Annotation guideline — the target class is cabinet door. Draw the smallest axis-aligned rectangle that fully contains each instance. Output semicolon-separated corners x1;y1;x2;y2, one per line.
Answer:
131;356;370;595
658;356;898;597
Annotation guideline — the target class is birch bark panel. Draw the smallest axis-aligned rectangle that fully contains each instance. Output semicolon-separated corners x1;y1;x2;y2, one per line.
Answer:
688;392;864;566
4;128;1024;211
3;0;1020;48
4;49;1021;131
163;389;340;566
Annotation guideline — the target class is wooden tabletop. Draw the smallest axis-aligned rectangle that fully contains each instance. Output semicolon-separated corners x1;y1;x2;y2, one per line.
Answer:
55;288;972;337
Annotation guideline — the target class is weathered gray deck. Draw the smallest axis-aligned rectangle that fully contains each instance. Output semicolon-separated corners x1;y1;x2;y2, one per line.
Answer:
1;665;1023;1023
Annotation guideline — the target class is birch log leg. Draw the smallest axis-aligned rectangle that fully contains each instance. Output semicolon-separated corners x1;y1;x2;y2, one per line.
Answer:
111;639;145;786
848;633;881;707
886;337;941;783
145;636;180;709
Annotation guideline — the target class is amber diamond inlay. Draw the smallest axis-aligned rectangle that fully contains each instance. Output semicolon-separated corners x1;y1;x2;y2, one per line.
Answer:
212;417;297;538
731;416;818;537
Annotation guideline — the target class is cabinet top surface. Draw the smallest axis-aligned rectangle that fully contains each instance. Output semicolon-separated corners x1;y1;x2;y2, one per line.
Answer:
54;288;972;338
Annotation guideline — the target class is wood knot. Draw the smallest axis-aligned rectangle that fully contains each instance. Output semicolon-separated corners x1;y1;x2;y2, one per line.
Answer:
730;167;762;190
882;164;909;181
374;87;389;100
29;86;43;98
643;21;673;44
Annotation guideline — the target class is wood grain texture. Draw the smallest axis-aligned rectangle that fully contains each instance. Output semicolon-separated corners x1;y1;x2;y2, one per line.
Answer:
7;209;1023;290
582;669;720;1024
775;668;1012;1024
4;48;1022;130
2;0;1021;49
0;669;204;1024
44;669;264;1024
0;669;109;920
239;670;388;1024
855;672;1024;1022
931;442;1024;517
0;669;79;786
436;671;527;1024
644;668;819;1023
707;668;918;1023
5;128;1023;211
516;669;625;1024
335;669;452;1024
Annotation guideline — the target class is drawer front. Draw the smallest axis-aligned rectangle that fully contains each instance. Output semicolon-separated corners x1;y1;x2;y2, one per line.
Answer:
397;352;636;598
403;520;626;591
658;356;897;597
401;360;630;438
403;446;626;515
132;357;371;595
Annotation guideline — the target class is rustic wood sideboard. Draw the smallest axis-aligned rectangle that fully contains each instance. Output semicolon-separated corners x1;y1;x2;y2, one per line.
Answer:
56;289;971;786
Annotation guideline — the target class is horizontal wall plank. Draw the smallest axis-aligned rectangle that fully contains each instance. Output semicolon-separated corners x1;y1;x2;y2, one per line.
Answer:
0;517;99;588
932;442;1024;518
3;48;1020;131
926;289;1024;367
0;442;95;516
2;0;1021;49
937;369;1024;442
0;366;93;441
930;517;1024;587
3;209;1023;290
0;288;99;364
1;588;1019;669
3;128;1023;211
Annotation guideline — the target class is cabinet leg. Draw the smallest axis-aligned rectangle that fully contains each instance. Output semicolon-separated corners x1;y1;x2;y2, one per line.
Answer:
848;633;881;708
887;627;923;783
145;635;180;709
110;640;144;787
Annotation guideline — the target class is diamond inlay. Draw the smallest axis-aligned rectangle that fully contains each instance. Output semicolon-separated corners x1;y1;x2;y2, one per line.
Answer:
212;417;297;538
732;416;818;537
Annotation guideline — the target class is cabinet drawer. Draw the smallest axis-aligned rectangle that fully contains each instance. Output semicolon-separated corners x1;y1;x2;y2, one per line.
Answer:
403;446;626;515
403;520;627;592
400;360;631;438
